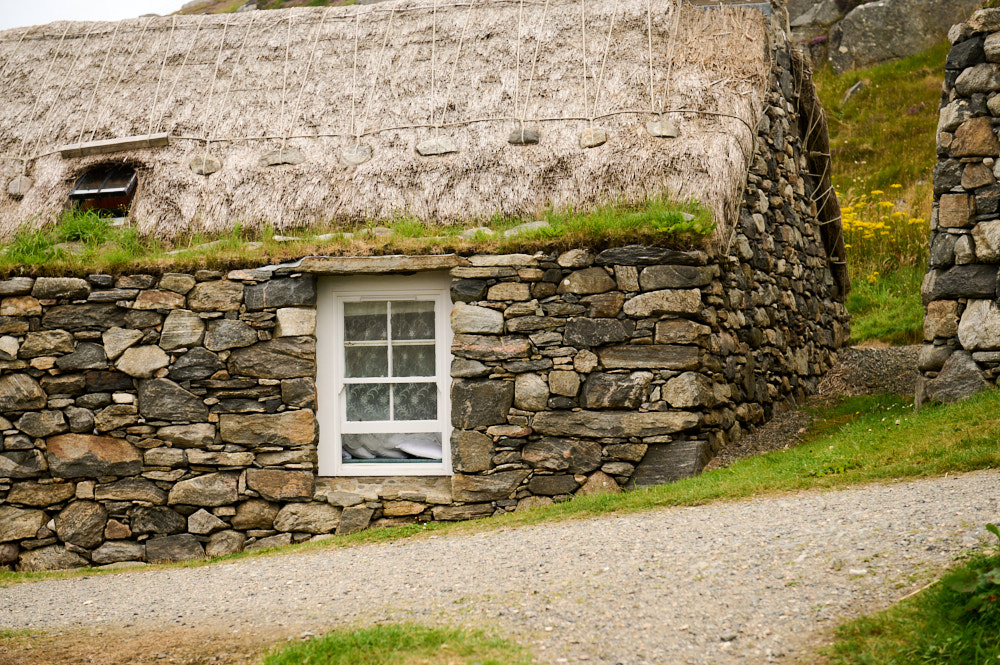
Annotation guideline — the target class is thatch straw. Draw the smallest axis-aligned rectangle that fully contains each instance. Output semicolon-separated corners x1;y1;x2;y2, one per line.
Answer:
0;0;770;240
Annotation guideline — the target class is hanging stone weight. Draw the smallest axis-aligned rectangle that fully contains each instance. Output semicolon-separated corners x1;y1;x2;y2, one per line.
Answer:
579;127;608;149
189;153;222;176
7;175;32;199
340;144;373;167
508;127;540;145
259;148;305;167
415;136;458;157
645;118;678;139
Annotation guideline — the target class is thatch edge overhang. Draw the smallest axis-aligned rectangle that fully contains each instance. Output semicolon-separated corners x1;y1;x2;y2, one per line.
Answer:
278;253;469;275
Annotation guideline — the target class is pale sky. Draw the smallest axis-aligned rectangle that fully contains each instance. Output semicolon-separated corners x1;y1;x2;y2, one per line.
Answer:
0;1;185;32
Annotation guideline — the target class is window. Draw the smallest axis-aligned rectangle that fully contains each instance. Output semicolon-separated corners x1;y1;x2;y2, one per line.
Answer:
69;165;137;218
317;273;452;476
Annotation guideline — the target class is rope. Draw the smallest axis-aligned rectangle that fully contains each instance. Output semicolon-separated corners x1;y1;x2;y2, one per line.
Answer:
147;16;178;137
74;22;121;147
430;0;438;130
441;0;476;128
276;14;294;154
16;23;72;164
658;0;683;115
282;11;329;152
0;27;31;83
350;13;360;139
579;0;588;125
207;12;257;154
519;0;552;126
514;0;523;125
590;0;618;120
357;8;397;140
646;0;655;113
88;17;155;144
201;14;233;150
153;15;207;137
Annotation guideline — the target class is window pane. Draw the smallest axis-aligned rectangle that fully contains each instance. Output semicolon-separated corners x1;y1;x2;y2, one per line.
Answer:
393;382;437;420
391;301;435;340
345;301;387;341
345;384;389;421
342;432;442;463
392;344;435;377
345;345;387;378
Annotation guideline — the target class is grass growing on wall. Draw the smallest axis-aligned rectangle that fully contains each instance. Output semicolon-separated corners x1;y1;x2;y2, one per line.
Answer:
813;41;946;345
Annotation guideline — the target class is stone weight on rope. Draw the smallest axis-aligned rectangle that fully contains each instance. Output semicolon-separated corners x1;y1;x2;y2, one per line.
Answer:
579;127;608;149
416;137;458;157
189;154;222;176
340;145;373;167
508;127;540;145
646;118;678;139
260;148;305;167
7;175;32;199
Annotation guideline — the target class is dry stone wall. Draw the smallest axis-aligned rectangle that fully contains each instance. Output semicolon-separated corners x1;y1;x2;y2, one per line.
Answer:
0;41;848;570
919;8;1000;406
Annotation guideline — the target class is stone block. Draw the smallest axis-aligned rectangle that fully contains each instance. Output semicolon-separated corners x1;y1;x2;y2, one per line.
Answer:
0;296;41;317
557;268;616;295
955;63;1000;97
205;319;258;351
129;506;186;535
55;500;107;548
577;470;621;496
959;298;1000;350
522;437;601;473
227;337;316;378
548;370;580;397
639;265;714;290
55;343;107;371
187;280;244;312
599;345;700;370
157;423;216;448
450;279;488;303
46;434;142;478
487;282;531;301
513;373;548;411
274;308;316;337
0;450;47;479
91;541;145;565
580;372;652;409
93;404;139;432
159;273;197;294
923;265;997;303
939;194;973;228
452;334;531;361
16;545;88;572
6;481;75;506
133;290;186;310
595;246;705;266
951;116;1000;157
920;350;987;406
963;162;996;189
924;300;960;341
246;469;315;502
18;331;75;359
451;303;504;334
451;469;530;502
623;289;702;317
116;345;170;378
168;473;239;506
232;499;279;530
563;318;629;348
94;478;167;504
159;310;205;351
452;379;514;428
245;533;293;552
532;410;698;438
138;379;209;422
145;534;205;563
527;474;580;496
187;509;228;535
168;348;225;381
205;530;246;557
451;430;493;473
662;372;715;408
336;506;375;534
431;503;494;521
43;304;125;331
16;410;68;438
244;278;315;310
0;505;47;543
31;277;89;300
219;410;316;447
633;440;711;487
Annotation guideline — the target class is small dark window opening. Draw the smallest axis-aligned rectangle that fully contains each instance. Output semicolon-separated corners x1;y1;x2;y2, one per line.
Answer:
69;165;137;218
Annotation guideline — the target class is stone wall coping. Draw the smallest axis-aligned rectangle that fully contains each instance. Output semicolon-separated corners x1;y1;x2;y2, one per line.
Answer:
279;254;470;275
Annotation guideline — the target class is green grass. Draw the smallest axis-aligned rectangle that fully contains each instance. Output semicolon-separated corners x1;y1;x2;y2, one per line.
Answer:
4;390;1000;587
263;624;535;665
846;265;925;345
825;550;1000;665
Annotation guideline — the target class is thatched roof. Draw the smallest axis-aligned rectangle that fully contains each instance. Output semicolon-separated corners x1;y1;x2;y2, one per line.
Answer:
0;0;772;239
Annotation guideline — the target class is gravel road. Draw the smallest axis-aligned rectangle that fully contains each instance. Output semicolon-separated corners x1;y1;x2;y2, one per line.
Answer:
3;470;999;665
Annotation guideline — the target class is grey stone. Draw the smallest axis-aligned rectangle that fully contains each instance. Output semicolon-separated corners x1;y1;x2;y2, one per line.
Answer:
599;345;700;370
232;499;279;530
452;430;492;473
578;126;608;148
924;300;959;341
274;308;315;337
138;379;209;422
922;351;987;405
133;290;186;310
514;373;549;411
433;503;496;521
219;410;316;447
102;327;143;360
416;136;458;156
548;370;580;397
0;506;47;543
144;447;187;467
0;277;33;296
16;410;68;438
918;344;953;372
654;319;711;345
18;330;76;358
186;450;254;466
633;440;712;486
956;62;1000;96
623;290;701;317
1;296;40;317
93;404;139;432
452;334;531;360
987;32;1000;62
245;533;293;552
46;434;142;478
639;265;714;290
958;299;1000;351
452;379;515;428
523;438;601;473
281;378;316;408
43;304;125;331
168;473;238;506
451;359;490;378
16;545;88;572
922;265;997;303
204;319;258;351
189;153;222;176
56;343;107;371
451;303;504;334
451;469;530;502
532;410;699;438
32;277;90;300
451;279;488;303
145;534;205;563
94;478;167;504
595;246;705;266
227;337;316;379
563;318;629;347
973;220;1000;262
581;292;625;318
117;345;170;378
41;374;87;397
169;348;225;381
527;474;580;496
273;503;341;534
508;127;540;145
246;469;314;502
205;530;246;557
948;36;986;70
0;450;47;479
129;506;186;535
157;423;216;448
0;374;46;411
55;501;107;548
187;281;244;312
487;282;531;300
951;117;1000;158
663;372;716;408
188;509;227;535
578;470;622;496
506;316;562;333
6;175;32;199
124;310;162;328
260;148;305;167
557;268;616;295
557;249;594;268
5;481;75;506
336;506;375;535
580;372;652;409
159;274;198;294
929;233;957;268
340;144;372;167
91;541;144;565
244;278;315;310
159;310;205;351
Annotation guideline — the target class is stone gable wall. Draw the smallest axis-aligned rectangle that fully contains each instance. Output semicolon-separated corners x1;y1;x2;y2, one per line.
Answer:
0;42;848;571
919;8;1000;406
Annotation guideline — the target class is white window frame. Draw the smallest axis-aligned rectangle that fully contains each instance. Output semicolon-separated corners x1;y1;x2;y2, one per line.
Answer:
316;273;453;477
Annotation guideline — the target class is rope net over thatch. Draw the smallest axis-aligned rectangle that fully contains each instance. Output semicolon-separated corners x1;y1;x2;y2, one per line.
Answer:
0;0;772;239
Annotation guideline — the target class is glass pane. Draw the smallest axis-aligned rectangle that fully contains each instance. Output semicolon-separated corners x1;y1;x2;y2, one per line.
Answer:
345;384;389;421
102;168;136;195
392;344;435;377
342;432;442;463
391;301;435;340
345;301;387;341
393;382;437;420
71;169;109;194
345;345;387;378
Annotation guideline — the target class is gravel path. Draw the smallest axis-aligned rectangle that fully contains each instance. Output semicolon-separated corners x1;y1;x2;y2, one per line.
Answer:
3;470;999;665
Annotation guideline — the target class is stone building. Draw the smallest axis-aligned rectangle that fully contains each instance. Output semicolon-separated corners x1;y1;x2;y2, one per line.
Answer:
919;7;1000;407
0;0;849;570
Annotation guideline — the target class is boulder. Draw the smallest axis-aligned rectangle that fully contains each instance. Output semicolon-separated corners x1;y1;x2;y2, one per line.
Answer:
336;506;376;534
205;530;247;557
55;501;107;549
633;440;712;486
226;337;316;378
951;117;1000;157
138;379;209;422
46;434;142;478
16;545;88;572
921;351;987;405
273;503;341;533
168;473;239;506
219;410;315;447
958;299;1000;350
145;534;205;563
